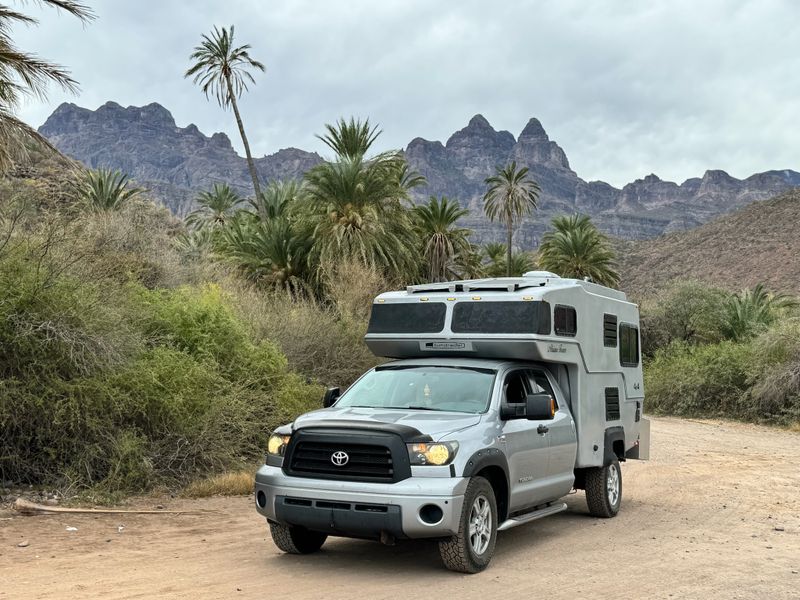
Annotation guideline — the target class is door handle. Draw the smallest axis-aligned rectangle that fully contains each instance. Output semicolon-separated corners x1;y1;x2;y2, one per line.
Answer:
537;424;549;435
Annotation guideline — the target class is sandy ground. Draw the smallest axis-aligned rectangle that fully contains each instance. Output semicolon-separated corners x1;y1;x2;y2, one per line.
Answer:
1;416;798;600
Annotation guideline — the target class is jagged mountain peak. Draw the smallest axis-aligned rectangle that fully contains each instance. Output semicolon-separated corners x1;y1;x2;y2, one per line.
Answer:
466;114;493;130
519;117;548;141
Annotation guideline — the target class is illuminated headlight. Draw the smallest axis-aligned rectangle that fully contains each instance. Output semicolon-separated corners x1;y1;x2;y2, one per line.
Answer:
407;441;459;466
267;433;291;457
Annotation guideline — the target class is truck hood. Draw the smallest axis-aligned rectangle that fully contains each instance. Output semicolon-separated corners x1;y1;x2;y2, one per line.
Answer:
292;407;482;441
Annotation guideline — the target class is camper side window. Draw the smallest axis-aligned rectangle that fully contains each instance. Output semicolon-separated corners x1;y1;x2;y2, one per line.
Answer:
554;305;577;337
619;323;640;367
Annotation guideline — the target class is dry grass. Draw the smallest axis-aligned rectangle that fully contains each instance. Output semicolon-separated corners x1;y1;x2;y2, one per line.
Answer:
182;470;255;498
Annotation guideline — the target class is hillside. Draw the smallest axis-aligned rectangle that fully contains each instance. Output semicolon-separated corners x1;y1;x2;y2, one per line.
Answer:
618;189;800;297
39;101;800;241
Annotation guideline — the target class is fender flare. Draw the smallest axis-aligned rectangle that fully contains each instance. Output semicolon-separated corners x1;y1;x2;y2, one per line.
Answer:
604;426;626;465
462;447;509;481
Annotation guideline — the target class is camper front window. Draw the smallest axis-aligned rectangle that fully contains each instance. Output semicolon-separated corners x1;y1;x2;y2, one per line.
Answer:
335;365;496;414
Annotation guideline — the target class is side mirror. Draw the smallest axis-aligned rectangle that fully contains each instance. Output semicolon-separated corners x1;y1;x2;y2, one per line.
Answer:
322;387;340;408
526;393;555;421
499;403;526;420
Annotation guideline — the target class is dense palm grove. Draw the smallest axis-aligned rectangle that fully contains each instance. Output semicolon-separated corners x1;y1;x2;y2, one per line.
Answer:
1;9;799;496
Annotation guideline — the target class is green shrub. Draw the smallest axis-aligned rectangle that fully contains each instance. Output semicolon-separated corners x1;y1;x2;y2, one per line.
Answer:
639;281;729;357
645;341;753;418
0;228;321;492
747;319;800;423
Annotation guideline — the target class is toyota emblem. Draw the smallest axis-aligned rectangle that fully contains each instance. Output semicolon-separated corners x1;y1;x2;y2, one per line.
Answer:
331;451;349;466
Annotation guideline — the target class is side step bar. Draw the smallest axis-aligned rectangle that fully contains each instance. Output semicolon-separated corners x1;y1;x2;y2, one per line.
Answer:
498;502;568;532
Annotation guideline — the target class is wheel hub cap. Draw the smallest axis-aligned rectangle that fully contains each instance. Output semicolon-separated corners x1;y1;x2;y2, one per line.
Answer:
607;464;620;506
468;495;492;555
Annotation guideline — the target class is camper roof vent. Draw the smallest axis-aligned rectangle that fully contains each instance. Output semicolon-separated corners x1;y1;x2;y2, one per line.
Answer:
523;271;561;279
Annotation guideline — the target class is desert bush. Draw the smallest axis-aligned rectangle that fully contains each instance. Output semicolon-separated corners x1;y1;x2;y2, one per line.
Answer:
747;319;800;423
644;341;753;419
0;197;321;492
231;285;381;388
639;281;729;356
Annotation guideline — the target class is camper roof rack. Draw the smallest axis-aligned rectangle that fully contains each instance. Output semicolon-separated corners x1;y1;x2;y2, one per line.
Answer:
406;272;562;295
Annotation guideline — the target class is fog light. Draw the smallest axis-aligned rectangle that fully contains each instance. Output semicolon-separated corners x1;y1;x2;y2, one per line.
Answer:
256;490;267;508
419;504;443;525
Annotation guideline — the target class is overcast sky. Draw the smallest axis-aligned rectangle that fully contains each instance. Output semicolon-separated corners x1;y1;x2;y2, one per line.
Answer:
13;0;800;187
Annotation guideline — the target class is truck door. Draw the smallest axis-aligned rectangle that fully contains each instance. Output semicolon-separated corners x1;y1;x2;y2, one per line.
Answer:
529;370;577;498
501;369;552;511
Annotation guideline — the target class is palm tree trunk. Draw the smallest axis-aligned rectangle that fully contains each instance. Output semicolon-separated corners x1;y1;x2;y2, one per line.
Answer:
506;214;513;277
226;76;262;201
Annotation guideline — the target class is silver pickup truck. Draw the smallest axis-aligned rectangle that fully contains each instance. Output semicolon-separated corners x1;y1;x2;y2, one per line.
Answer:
255;273;649;573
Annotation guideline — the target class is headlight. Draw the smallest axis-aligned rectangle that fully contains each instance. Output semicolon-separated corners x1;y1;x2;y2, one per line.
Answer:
267;433;291;457
407;441;459;466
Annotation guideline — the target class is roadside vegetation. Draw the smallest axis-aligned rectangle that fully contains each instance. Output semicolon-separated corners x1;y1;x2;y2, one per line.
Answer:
641;281;800;425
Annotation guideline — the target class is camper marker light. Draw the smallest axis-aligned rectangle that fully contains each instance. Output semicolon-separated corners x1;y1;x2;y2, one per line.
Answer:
472;296;481;301
267;433;291;457
407;442;459;466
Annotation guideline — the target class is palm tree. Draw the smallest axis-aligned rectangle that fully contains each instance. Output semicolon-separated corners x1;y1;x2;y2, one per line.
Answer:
79;169;143;212
317;117;381;159
413;196;470;282
303;155;419;277
0;1;94;171
721;284;797;341
537;214;620;286
483;161;541;276
185;26;265;199
483;242;507;268
482;244;535;277
186;183;243;230
453;244;486;280
249;179;303;221
174;228;215;260
302;118;423;279
217;213;312;292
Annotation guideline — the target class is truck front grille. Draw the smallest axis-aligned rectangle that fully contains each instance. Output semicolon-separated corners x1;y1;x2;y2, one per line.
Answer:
289;442;395;482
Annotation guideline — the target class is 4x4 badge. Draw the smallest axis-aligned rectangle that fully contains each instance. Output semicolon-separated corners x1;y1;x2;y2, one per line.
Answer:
331;451;349;466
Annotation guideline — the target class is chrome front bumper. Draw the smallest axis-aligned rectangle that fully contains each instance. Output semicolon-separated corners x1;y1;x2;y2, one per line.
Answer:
254;465;468;539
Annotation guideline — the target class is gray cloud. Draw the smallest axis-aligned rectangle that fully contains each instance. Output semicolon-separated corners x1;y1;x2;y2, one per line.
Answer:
13;0;800;187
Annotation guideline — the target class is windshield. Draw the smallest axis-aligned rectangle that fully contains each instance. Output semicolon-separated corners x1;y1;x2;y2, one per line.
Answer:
335;366;496;414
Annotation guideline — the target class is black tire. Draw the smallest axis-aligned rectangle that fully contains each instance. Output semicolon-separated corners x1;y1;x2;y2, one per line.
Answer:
269;522;327;554
585;458;622;518
438;476;498;573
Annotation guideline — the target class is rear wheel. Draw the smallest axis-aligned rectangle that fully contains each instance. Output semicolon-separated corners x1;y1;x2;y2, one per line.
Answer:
585;459;622;518
269;522;327;554
439;476;497;573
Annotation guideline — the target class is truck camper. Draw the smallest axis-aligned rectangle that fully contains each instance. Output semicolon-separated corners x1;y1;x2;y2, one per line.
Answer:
255;271;649;572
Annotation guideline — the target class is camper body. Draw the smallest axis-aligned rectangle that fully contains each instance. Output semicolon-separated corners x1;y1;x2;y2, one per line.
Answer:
255;272;649;573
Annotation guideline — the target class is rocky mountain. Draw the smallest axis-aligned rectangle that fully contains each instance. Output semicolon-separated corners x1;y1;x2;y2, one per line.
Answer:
39;101;322;215
39;101;800;240
618;189;800;298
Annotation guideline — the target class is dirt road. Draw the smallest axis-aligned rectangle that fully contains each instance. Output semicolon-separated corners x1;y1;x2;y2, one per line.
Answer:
1;417;798;600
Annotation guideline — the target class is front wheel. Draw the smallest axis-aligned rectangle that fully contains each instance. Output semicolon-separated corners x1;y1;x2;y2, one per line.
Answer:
438;476;497;573
269;522;327;554
585;459;622;518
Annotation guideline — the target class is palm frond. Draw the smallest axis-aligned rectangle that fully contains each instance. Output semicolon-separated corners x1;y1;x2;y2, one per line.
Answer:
78;168;144;212
184;25;265;108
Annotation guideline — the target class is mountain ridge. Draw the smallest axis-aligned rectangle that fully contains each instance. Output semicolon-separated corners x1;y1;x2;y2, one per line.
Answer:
618;189;800;297
39;101;800;241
